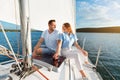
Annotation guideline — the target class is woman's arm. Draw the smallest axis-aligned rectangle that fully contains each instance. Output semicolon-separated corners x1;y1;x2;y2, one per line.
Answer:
74;41;88;56
53;40;62;60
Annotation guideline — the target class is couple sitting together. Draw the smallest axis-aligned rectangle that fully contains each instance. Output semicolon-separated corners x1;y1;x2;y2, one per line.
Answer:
32;19;88;78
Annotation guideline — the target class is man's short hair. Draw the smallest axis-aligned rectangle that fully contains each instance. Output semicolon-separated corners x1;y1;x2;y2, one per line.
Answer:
48;19;56;24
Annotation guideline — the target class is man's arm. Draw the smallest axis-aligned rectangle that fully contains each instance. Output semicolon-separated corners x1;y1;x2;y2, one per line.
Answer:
34;30;46;50
34;37;44;50
32;37;44;57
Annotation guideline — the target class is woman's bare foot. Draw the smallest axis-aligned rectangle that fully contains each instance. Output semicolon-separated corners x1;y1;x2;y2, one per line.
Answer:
80;70;87;77
84;61;96;68
85;61;89;64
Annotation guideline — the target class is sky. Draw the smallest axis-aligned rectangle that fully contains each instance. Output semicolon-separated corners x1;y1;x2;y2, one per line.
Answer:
76;0;120;28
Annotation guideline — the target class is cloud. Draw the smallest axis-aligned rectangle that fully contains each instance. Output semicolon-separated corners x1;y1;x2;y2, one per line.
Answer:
76;0;120;28
112;1;120;9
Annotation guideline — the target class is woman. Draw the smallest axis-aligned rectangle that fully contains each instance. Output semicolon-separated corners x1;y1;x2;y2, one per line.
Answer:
53;23;88;78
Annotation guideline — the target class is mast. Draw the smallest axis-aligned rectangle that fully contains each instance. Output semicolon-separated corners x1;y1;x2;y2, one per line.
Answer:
18;0;32;67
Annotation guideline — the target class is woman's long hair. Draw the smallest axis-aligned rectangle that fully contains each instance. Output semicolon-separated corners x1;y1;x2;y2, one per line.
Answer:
63;23;73;33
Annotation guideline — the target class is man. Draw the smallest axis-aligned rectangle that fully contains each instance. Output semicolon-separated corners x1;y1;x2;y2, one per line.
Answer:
32;19;59;59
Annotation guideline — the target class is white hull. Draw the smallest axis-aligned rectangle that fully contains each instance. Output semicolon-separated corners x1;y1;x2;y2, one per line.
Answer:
0;45;103;80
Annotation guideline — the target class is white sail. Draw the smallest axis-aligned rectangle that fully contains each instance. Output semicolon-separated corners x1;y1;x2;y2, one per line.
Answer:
29;0;75;32
0;0;20;25
0;0;75;32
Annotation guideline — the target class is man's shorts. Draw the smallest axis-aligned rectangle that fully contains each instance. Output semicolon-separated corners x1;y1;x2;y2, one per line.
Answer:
41;45;55;55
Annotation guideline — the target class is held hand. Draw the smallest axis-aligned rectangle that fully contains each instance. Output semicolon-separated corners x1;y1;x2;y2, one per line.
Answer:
32;47;38;58
53;53;59;60
34;46;39;51
32;50;36;58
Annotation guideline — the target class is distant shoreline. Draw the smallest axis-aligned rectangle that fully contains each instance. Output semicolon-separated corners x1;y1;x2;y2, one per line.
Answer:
0;29;42;32
0;29;20;32
76;27;120;33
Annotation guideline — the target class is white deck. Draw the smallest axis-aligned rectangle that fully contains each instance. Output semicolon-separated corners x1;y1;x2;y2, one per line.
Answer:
0;59;103;80
0;45;103;80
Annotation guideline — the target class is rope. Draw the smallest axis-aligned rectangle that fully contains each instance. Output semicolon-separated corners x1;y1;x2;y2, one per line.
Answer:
32;65;49;80
0;23;22;71
0;48;49;80
2;53;22;62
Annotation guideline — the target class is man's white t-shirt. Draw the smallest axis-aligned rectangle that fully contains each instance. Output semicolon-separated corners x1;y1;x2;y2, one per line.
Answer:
41;29;59;51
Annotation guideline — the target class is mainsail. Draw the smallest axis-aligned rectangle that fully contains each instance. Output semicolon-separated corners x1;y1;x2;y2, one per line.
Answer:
0;0;75;32
0;0;20;25
29;0;76;32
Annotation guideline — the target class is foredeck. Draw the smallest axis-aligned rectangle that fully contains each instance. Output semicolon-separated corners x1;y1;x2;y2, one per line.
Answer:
0;56;103;80
0;45;103;80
